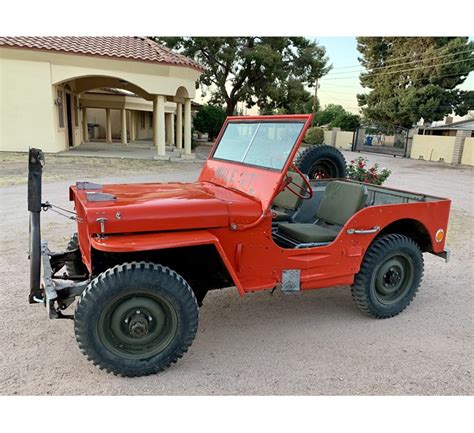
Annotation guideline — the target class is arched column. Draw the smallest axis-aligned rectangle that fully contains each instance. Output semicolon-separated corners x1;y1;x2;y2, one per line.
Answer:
130;111;136;142
105;108;112;143
170;113;175;146
176;103;183;149
153;95;166;156
184;98;192;155
165;113;174;146
121;108;127;145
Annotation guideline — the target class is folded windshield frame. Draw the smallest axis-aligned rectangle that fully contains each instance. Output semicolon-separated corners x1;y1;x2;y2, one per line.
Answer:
211;120;306;172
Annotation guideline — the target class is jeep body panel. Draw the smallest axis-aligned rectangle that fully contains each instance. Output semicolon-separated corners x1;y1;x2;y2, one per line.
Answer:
85;184;450;295
204;191;451;293
90;229;245;295
66;114;450;296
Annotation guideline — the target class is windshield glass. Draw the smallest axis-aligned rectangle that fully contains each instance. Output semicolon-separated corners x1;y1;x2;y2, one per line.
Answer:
212;121;305;170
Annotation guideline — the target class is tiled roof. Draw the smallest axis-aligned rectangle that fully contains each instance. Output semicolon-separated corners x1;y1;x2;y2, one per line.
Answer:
0;36;204;71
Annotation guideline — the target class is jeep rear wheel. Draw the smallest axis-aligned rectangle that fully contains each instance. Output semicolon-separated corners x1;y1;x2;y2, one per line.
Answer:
351;234;423;319
295;144;347;179
74;262;199;377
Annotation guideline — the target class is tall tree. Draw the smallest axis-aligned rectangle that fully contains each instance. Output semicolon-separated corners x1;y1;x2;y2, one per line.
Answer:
259;79;314;114
155;37;331;115
356;37;474;127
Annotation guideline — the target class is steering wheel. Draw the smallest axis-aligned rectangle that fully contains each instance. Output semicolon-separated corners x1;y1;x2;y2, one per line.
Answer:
284;163;313;200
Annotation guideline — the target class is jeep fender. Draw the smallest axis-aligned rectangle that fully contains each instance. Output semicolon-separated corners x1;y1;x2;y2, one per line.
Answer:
90;230;245;295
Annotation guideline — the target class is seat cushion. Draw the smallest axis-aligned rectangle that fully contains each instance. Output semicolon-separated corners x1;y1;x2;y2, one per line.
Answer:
272;209;290;221
278;223;338;243
317;181;367;226
272;171;306;211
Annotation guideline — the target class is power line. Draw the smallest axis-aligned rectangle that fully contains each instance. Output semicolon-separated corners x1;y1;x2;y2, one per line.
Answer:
317;70;473;105
326;50;473;76
318;89;360;111
328;42;473;71
321;59;473;81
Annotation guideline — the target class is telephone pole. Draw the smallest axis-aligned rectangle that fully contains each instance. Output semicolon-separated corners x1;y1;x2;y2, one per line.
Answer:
312;78;320;126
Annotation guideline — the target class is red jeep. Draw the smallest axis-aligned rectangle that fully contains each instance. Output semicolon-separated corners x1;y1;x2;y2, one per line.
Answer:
28;114;451;377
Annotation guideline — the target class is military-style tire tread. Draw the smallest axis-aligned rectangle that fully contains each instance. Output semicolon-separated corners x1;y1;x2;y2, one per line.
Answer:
74;262;199;377
295;144;347;179
351;234;424;319
65;233;88;277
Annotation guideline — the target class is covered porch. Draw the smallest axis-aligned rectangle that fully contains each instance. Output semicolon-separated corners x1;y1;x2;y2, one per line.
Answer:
77;85;195;159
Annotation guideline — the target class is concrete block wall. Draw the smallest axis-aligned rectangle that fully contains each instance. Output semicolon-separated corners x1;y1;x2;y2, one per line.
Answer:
410;135;456;163
461;137;474;166
452;130;471;165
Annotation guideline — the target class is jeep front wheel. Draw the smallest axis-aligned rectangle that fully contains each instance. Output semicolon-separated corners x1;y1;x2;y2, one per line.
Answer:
351;234;424;319
74;262;199;377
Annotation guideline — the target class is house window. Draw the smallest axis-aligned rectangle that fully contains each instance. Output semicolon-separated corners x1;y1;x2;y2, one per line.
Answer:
57;88;64;128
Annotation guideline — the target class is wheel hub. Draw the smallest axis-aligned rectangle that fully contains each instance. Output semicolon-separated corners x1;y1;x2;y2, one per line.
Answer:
373;254;414;304
128;314;149;338
384;267;402;287
98;293;178;359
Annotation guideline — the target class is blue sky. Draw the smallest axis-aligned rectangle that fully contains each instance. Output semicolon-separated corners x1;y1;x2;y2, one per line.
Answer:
313;37;473;114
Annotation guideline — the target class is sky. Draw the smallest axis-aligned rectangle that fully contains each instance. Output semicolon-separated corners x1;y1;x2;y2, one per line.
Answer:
314;37;473;115
313;37;365;113
197;37;473;116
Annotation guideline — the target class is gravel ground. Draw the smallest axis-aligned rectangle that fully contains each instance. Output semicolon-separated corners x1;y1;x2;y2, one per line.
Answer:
0;150;472;395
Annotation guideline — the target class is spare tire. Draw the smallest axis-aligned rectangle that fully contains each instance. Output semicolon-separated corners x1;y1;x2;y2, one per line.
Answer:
295;144;347;179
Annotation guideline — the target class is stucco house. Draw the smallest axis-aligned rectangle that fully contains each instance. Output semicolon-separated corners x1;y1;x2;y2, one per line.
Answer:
418;118;474;137
0;37;204;157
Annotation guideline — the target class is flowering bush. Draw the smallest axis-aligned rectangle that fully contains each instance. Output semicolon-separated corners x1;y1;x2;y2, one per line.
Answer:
347;156;391;185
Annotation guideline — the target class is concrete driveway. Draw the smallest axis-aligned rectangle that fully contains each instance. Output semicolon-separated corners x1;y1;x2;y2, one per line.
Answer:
0;150;472;395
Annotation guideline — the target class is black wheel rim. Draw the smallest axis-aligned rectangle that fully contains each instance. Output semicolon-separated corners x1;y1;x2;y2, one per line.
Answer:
372;253;415;305
98;291;178;359
308;158;339;179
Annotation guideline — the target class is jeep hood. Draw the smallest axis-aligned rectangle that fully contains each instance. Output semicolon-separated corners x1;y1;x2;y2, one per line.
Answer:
70;181;262;236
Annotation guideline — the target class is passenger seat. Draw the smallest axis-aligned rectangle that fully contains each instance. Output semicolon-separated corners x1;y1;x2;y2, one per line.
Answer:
277;181;367;244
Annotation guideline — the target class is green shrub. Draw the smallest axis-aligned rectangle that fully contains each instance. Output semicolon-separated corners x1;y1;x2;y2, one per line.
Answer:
304;127;325;145
193;104;227;140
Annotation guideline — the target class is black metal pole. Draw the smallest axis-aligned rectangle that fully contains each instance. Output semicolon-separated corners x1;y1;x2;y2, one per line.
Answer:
28;148;44;303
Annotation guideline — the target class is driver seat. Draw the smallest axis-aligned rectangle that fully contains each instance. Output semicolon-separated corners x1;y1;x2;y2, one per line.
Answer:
277;181;367;245
271;171;308;222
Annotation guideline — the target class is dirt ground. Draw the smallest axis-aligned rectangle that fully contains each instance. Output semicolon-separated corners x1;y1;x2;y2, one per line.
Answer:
0;150;472;395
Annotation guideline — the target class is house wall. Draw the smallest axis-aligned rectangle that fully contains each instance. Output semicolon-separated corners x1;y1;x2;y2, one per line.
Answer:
335;131;354;149
461;137;474;166
86;109;156;141
0;47;201;153
0;56;63;152
323;130;332;145
310;127;470;166
410;135;456;163
136;112;154;140
88;108;122;138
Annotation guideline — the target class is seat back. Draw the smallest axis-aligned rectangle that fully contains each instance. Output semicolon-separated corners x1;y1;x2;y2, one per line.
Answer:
272;171;307;211
317;181;367;226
